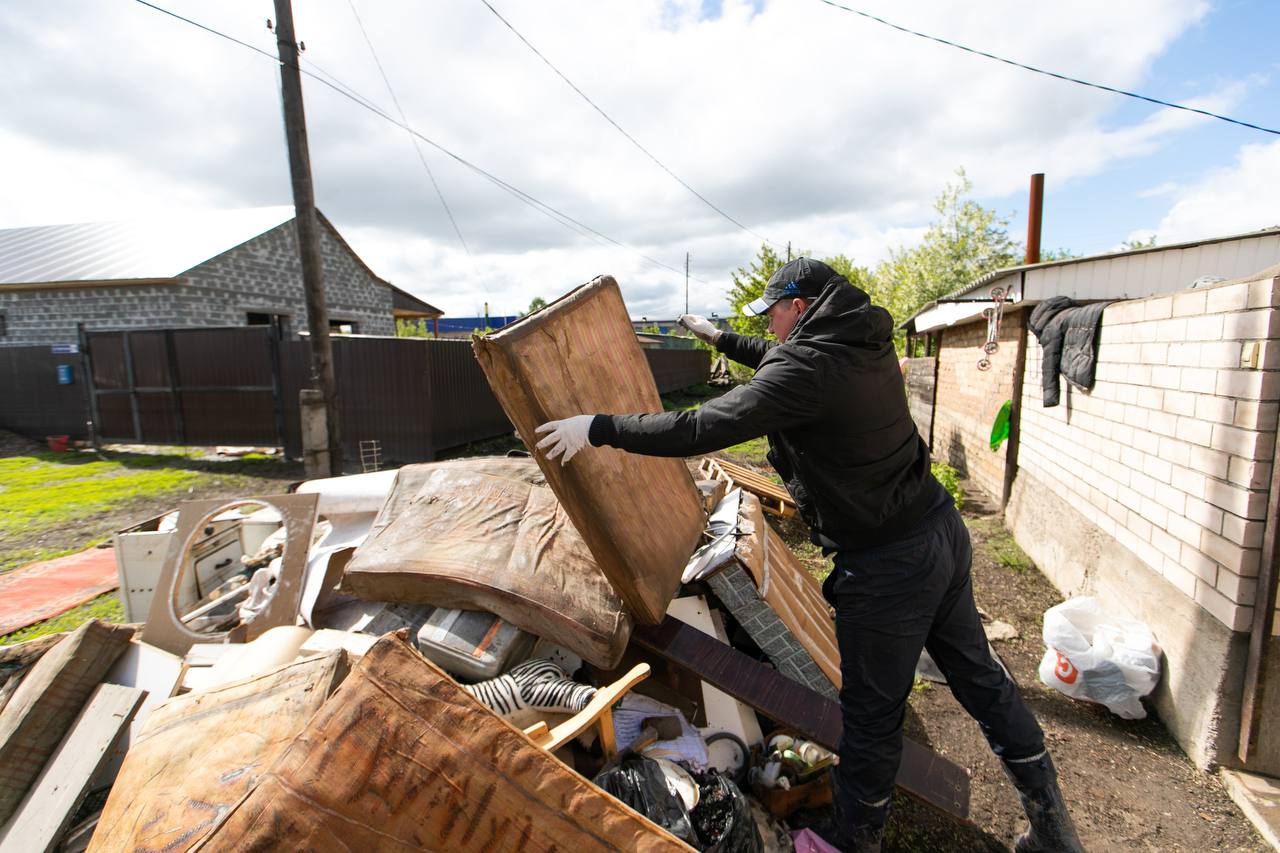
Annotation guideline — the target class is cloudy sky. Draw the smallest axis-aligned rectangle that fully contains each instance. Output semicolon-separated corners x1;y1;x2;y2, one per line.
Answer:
2;0;1278;320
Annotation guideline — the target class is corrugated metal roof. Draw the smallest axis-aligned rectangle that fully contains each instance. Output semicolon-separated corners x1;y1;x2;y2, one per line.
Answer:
0;207;296;285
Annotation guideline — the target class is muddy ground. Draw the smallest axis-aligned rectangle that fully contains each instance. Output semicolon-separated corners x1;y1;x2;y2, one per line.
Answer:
772;483;1266;853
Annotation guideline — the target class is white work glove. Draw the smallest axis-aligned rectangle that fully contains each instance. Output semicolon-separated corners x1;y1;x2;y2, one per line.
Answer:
535;415;595;464
678;314;721;344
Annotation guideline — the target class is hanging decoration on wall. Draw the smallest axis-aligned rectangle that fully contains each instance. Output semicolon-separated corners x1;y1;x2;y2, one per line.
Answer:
976;286;1007;371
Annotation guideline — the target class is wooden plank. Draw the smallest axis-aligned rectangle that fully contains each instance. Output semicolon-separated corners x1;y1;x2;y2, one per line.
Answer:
0;684;145;853
191;636;692;852
473;277;705;624
632;617;971;819
89;652;348;853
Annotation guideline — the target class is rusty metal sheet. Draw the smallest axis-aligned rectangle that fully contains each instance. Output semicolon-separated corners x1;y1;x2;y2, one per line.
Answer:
472;276;705;624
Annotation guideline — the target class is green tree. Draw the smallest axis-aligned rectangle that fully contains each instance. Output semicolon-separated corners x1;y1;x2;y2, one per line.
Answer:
521;296;548;317
396;318;429;337
1119;235;1157;251
873;169;1019;327
726;243;787;338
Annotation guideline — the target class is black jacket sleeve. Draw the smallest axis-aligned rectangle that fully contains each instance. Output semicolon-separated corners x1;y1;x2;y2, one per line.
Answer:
589;346;825;457
716;331;775;370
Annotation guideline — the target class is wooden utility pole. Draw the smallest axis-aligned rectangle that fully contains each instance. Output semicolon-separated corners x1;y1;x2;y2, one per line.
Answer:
272;0;341;476
685;252;689;315
786;241;791;262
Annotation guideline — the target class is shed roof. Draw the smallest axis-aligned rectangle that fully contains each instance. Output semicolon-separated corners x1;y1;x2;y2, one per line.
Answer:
0;207;298;285
903;226;1280;334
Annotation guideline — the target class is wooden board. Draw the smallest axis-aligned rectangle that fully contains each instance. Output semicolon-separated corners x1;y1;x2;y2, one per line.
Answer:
191;635;693;852
632;616;971;819
89;652;349;853
473;276;704;624
0;619;135;824
700;457;796;518
0;683;145;853
343;458;632;668
757;525;841;687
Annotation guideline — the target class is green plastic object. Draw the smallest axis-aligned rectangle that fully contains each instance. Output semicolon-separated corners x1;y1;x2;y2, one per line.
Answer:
990;400;1012;451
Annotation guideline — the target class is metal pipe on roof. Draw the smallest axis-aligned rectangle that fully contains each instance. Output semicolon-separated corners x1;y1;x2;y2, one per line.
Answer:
1025;173;1044;265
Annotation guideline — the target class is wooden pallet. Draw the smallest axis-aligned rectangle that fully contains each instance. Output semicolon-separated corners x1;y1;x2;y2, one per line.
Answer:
698;457;796;518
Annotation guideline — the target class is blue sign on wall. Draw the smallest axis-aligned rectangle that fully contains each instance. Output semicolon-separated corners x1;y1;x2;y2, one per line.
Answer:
56;364;74;385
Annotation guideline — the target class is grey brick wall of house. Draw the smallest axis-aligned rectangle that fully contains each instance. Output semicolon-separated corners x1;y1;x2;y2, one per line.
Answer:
707;561;839;700
0;221;396;346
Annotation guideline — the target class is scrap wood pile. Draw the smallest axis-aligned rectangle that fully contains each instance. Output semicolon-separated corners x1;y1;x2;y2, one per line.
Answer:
0;277;970;853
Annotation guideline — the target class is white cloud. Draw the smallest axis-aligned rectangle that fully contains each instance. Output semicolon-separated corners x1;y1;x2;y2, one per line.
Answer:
1155;140;1280;243
0;0;1239;317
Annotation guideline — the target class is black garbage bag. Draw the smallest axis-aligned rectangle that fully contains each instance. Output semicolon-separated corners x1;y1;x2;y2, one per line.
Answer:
687;767;763;853
593;754;699;846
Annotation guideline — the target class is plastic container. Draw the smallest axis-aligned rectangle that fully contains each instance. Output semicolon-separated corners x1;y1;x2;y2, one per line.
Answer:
46;435;70;452
414;607;534;682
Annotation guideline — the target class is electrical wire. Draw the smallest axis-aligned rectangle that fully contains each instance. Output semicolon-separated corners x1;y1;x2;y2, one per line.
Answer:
476;0;778;251
346;0;473;258
131;0;700;281
816;0;1279;137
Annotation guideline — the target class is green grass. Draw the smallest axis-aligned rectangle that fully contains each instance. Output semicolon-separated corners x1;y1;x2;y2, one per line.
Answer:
931;461;963;510
0;452;203;544
660;383;723;412
0;593;123;646
983;523;1032;573
721;436;770;467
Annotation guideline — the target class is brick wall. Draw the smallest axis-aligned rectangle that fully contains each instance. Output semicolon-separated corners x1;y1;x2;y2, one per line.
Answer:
1017;271;1280;632
932;307;1023;501
0;220;396;346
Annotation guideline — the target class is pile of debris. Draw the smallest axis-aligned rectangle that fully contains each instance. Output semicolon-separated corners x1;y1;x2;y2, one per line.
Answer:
0;277;970;852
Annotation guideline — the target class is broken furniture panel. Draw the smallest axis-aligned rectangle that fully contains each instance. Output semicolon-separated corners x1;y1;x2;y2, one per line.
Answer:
344;458;632;668
473;276;705;624
0;684;145;853
0;619;135;824
89;651;349;853
139;494;318;657
632;617;971;820
0;633;64;715
191;635;692;852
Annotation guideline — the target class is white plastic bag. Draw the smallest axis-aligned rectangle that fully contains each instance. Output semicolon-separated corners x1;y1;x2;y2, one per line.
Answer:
1038;596;1160;719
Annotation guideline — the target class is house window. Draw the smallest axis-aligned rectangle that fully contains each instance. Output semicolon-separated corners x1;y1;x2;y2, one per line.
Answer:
0;313;6;337
329;319;358;335
247;312;290;336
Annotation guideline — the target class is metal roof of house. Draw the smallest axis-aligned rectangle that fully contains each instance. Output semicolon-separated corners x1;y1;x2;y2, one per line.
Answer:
0;207;297;285
904;226;1280;334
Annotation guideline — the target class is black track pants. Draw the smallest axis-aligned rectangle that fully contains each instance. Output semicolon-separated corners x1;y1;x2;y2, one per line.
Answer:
825;499;1045;828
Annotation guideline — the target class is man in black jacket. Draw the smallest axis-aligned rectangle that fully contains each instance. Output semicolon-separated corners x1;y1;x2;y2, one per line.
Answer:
536;259;1083;853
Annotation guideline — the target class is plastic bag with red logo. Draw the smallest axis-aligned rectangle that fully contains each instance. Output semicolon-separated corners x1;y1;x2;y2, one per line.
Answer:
1037;596;1160;719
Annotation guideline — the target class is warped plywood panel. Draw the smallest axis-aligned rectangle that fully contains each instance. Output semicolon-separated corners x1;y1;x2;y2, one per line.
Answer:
343;458;632;668
473;276;704;623
89;652;348;853
191;635;691;852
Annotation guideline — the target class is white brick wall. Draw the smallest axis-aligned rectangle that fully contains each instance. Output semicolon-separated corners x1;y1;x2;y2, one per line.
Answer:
1018;270;1280;633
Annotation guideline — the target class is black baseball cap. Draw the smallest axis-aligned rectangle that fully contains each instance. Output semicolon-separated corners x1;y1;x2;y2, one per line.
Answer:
743;257;837;316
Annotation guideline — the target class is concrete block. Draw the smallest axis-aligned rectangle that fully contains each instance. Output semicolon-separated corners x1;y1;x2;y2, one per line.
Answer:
1216;568;1259;606
1136;386;1165;410
1235;400;1280;431
1126;364;1154;385
1142;454;1174;484
1128;510;1154;543
1104;300;1145;324
1100;323;1132;344
1189;445;1231;479
1131;321;1159;344
1180;543;1220;584
1155;318;1188;343
1143;296;1174;321
1194;395;1236;425
1222;514;1266;549
1206;281;1252;314
1133;428;1162;454
1184;313;1225;341
1151;526;1182;561
1201;528;1262;577
1123;406;1150;429
1217;369;1280;400
1176;417;1214;447
1173;289;1209;317
1229;457;1272;490
1145;410;1178;438
1205;479;1268;520
1224;309;1280;340
1211;424;1274;461
1160;436;1193;468
1153;484;1187;515
1162;390;1197;417
1140;497;1170;531
1246;276;1280;309
1162;557;1200;597
1170;464;1207;497
1181;368;1218;395
1152;365;1182;390
1194;580;1253;632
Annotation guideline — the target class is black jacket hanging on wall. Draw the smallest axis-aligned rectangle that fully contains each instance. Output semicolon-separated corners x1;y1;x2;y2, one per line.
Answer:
1027;296;1114;407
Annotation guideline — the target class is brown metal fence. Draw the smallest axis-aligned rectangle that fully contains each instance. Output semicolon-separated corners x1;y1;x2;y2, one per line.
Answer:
0;329;710;463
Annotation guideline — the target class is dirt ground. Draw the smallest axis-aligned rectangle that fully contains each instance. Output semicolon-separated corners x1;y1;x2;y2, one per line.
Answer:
782;484;1267;853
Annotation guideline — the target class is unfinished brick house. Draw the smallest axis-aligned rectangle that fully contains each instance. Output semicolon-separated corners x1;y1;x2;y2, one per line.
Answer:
903;227;1280;778
0;207;441;346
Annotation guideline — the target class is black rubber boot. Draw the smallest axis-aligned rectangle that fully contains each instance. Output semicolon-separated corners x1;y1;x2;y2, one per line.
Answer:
822;789;887;853
1002;750;1086;853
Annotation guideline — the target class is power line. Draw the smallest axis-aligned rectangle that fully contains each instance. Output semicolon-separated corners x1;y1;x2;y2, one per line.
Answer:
816;0;1280;137
345;0;472;257
131;0;703;282
476;0;778;248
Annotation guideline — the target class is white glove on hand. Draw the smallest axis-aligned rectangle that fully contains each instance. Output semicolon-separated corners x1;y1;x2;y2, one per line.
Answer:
535;415;595;464
678;314;721;344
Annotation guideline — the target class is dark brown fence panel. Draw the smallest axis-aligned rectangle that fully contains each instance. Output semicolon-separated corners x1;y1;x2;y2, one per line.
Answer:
425;339;511;453
904;356;936;448
331;337;434;463
644;348;711;394
0;347;92;441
